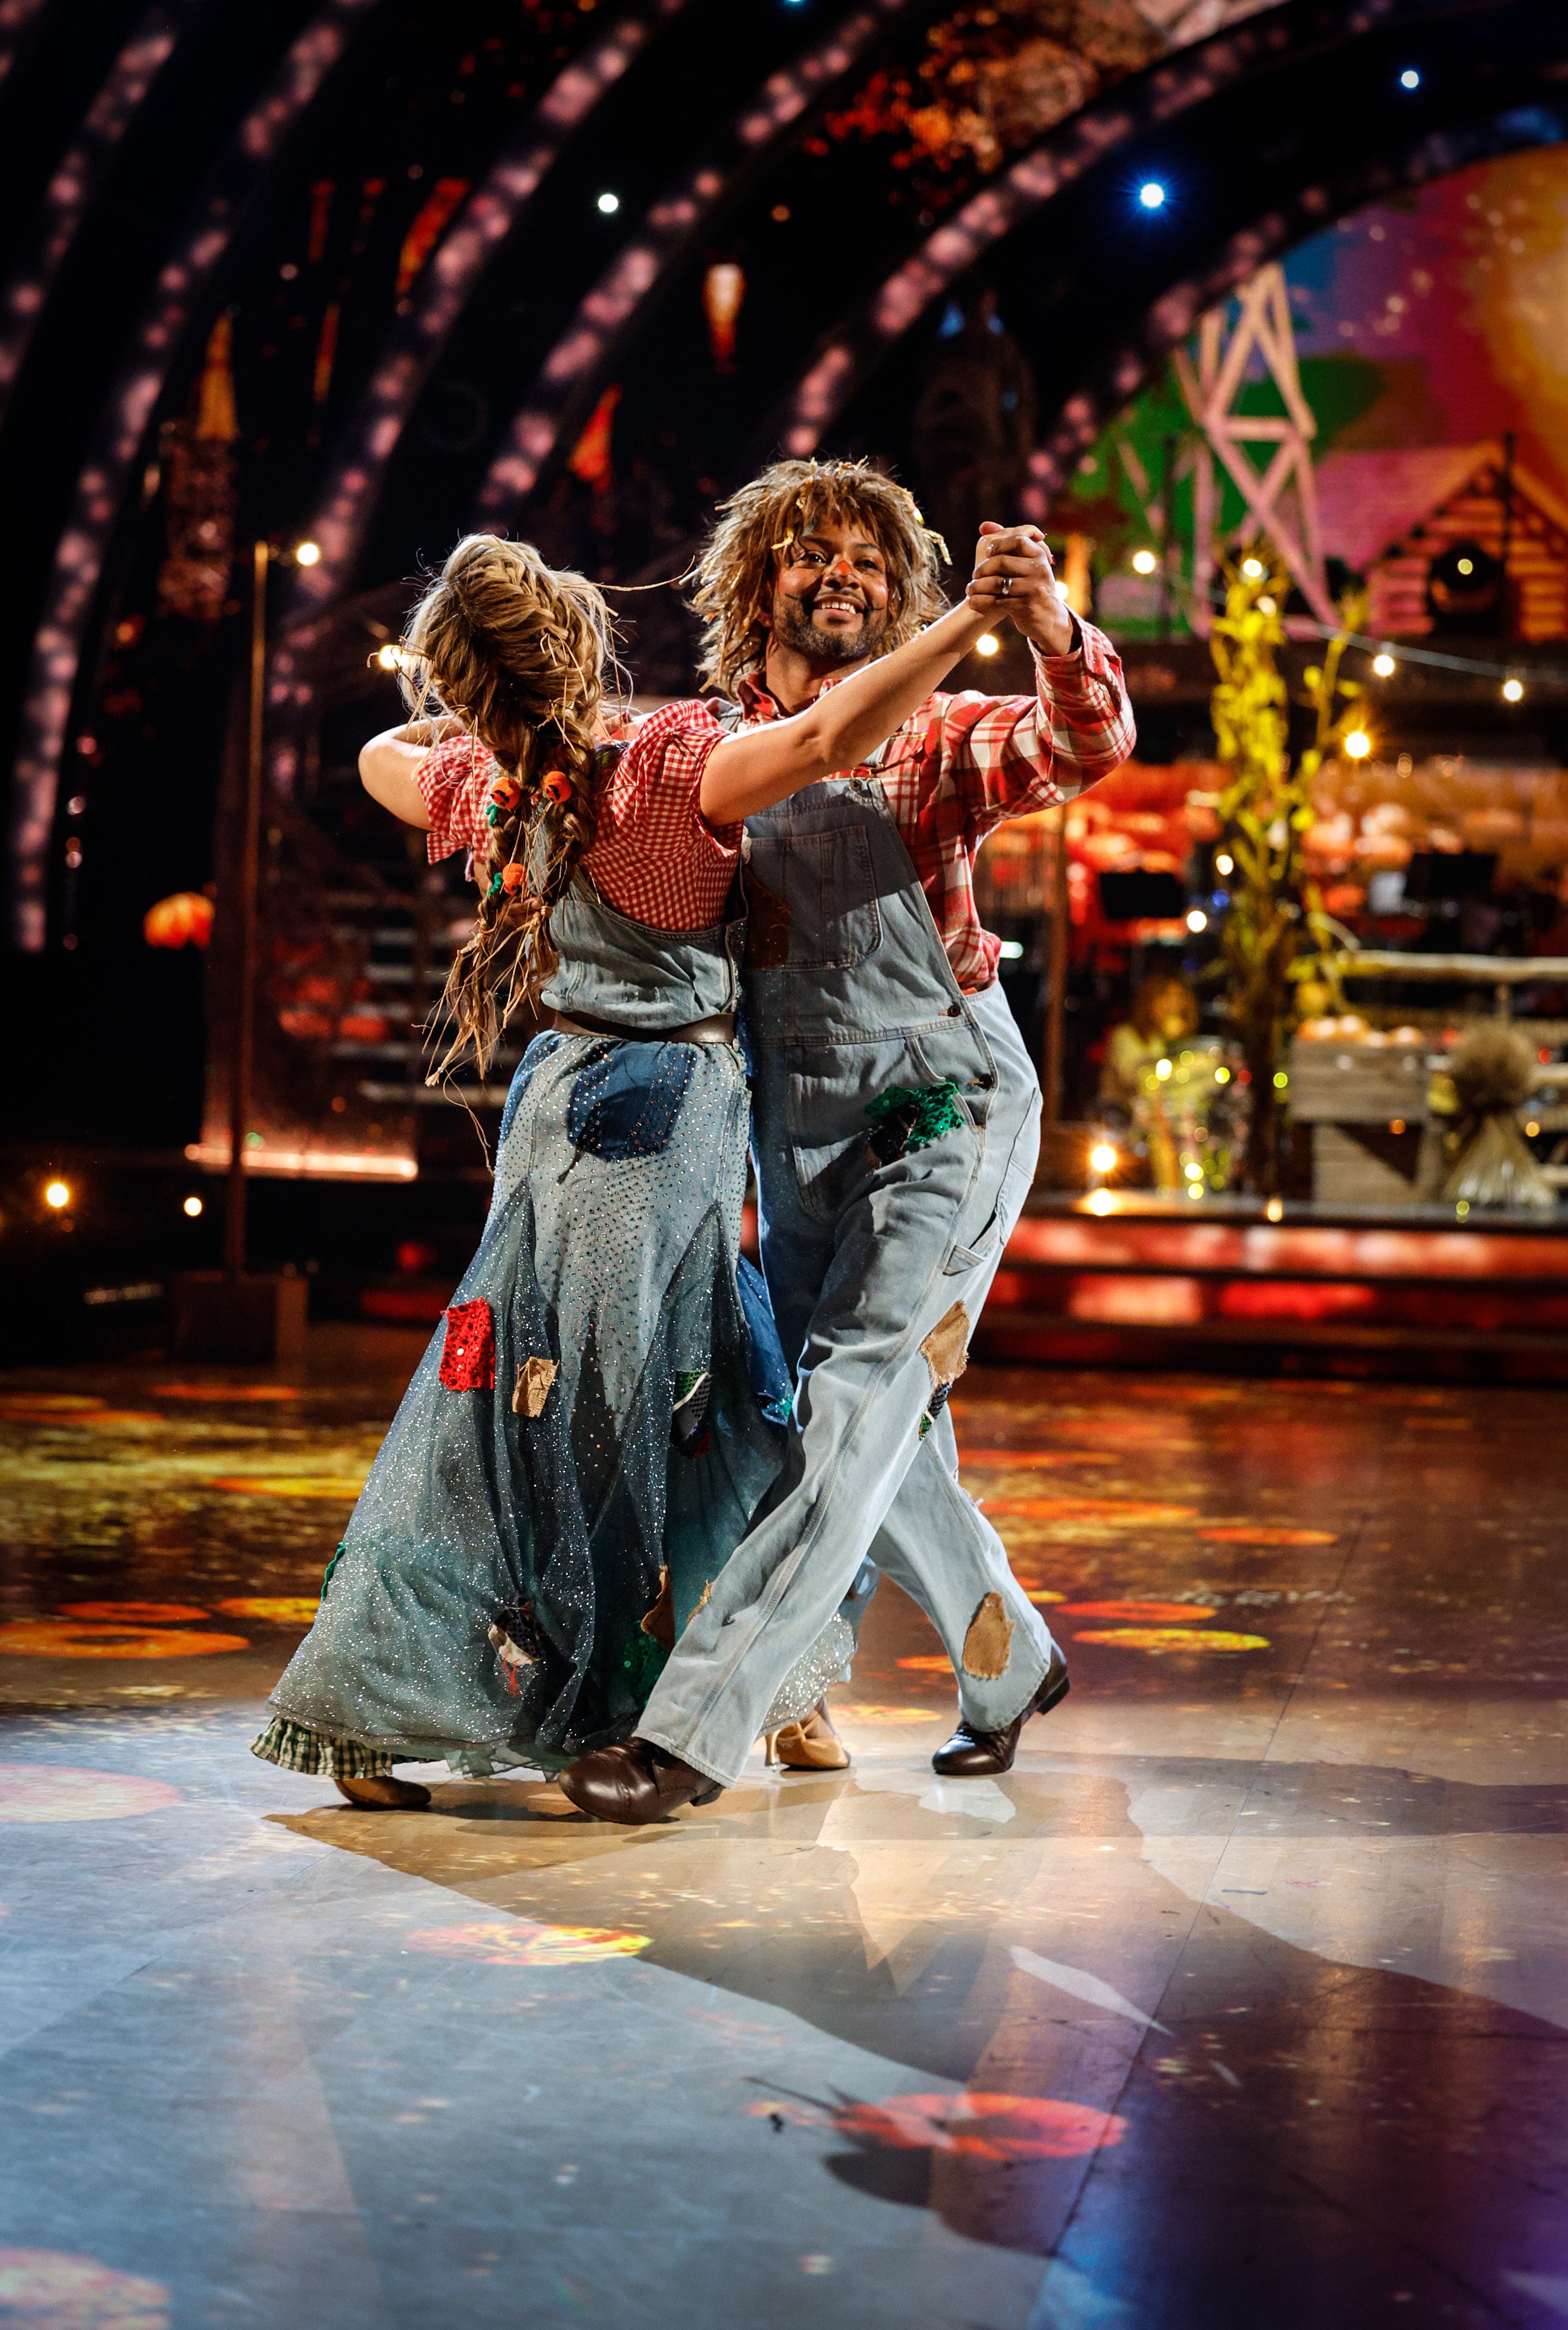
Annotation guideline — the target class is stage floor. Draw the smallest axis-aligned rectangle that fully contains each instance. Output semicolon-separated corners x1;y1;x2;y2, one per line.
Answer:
1;1331;1564;2329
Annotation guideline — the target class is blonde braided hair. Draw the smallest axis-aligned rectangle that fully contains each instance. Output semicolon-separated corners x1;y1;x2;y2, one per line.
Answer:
400;534;612;1076
690;457;948;695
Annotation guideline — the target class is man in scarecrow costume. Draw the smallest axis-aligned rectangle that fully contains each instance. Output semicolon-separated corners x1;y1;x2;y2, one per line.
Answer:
562;459;1136;1822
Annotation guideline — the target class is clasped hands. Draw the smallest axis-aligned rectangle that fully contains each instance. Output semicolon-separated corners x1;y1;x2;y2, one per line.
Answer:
964;520;1076;657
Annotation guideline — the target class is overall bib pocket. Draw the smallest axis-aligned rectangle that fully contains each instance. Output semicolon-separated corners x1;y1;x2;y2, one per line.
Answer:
745;829;882;971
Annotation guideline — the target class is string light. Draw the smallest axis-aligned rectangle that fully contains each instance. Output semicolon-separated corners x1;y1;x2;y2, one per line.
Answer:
596;190;620;215
1344;729;1372;758
1131;549;1158;575
1214;852;1233;876
1399;66;1421;89
1186;908;1208;932
293;539;321;567
183;1194;204;1218
44;1180;70;1210
976;634;1000;657
1372;651;1396;677
1502;677;1524;703
1090;1142;1118;1174
1265;1196;1284;1222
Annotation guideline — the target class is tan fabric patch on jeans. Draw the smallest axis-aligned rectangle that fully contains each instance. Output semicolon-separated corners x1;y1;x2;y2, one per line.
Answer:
921;1299;972;1392
512;1356;558;1417
641;1566;676;1650
962;1590;1014;1680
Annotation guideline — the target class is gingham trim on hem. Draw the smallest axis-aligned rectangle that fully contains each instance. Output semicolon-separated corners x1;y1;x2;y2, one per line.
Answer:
250;1716;396;1779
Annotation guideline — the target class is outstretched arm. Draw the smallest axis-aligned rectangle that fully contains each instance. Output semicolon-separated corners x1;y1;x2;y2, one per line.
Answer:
697;594;992;824
359;717;465;828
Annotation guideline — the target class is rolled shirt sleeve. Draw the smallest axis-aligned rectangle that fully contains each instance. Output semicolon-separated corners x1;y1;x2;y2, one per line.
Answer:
416;733;497;866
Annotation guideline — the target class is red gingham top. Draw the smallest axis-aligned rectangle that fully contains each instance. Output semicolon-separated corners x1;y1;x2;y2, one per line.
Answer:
418;619;1135;986
417;703;743;932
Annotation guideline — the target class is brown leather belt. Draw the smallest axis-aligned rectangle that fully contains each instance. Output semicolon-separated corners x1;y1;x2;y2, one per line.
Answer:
548;1007;737;1045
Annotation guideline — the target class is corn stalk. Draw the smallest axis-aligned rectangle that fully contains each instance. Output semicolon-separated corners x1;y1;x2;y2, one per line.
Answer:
1209;558;1366;1193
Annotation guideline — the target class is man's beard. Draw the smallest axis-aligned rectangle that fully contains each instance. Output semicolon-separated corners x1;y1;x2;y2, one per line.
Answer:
771;590;890;667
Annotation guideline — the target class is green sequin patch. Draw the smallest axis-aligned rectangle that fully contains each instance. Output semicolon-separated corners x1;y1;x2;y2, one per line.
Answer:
866;1078;965;1165
622;1627;669;1710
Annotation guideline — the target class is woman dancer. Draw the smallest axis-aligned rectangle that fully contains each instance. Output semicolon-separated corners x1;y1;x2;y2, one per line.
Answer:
252;533;994;1804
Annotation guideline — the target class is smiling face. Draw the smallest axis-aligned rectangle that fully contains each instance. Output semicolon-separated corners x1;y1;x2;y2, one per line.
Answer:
766;517;893;670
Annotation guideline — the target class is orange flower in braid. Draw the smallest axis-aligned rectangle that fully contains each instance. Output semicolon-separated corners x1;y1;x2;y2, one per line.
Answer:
398;535;615;1077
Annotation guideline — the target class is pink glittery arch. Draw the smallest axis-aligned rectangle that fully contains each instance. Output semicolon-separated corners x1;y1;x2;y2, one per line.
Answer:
0;0;200;419
290;0;695;615
473;0;914;523
6;0;378;950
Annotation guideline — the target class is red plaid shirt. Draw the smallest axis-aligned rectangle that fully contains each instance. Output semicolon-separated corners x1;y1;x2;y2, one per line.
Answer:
416;704;744;931
729;619;1135;990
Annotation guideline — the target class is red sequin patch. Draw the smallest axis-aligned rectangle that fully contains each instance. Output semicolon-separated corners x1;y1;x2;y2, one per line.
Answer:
440;1300;495;1391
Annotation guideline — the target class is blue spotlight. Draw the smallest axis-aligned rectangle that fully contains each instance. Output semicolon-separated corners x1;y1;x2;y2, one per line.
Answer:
1138;180;1166;211
1399;66;1421;89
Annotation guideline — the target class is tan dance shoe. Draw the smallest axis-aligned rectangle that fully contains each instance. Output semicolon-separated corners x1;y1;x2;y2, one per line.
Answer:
763;1699;850;1770
334;1773;432;1809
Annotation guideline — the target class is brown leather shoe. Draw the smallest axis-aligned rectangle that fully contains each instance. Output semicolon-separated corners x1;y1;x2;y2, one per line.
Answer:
558;1737;723;1825
334;1773;431;1809
764;1699;850;1771
930;1647;1070;1777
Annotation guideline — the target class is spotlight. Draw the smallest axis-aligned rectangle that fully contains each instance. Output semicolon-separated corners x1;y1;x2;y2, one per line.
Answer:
1502;677;1524;703
1090;1141;1118;1174
1240;556;1265;581
377;643;401;670
1265;1196;1284;1222
1344;729;1372;759
1131;549;1158;576
294;539;321;566
1372;651;1396;677
596;190;620;215
1186;907;1208;933
1184;1160;1203;1181
1399;67;1421;88
183;1194;204;1218
976;633;1000;657
1138;182;1166;211
1155;1058;1172;1081
44;1180;70;1210
1214;852;1234;877
1087;1187;1115;1216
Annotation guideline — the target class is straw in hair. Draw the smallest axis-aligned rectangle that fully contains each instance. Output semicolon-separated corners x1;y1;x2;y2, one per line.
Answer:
398;534;615;1076
689;457;948;696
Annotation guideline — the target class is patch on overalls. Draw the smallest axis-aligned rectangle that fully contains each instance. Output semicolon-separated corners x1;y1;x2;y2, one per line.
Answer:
742;862;791;969
918;1299;971;1440
672;1369;712;1458
961;1591;1014;1681
566;1041;695;1159
440;1299;495;1390
512;1356;557;1417
866;1079;964;1166
489;1604;540;1697
640;1566;676;1650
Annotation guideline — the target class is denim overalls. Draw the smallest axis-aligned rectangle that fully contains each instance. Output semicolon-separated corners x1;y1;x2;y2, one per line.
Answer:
637;775;1058;1789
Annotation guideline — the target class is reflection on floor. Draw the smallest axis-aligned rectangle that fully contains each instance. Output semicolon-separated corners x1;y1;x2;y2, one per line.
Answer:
2;1328;1565;2329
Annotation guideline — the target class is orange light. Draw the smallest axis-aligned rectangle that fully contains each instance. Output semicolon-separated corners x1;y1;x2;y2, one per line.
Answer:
44;1180;70;1210
1090;1141;1118;1174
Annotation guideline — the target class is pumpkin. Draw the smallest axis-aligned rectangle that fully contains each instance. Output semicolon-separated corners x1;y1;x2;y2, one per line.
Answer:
143;891;215;949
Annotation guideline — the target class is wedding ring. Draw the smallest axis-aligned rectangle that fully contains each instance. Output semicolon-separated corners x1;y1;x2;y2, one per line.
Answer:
1001;575;1012;597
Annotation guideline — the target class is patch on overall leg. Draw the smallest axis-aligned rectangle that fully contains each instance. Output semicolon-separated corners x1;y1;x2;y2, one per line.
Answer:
742;863;791;969
919;1298;970;1441
866;1079;964;1167
640;1567;676;1651
671;1369;712;1458
962;1591;1014;1680
440;1299;495;1391
512;1356;557;1417
488;1604;540;1697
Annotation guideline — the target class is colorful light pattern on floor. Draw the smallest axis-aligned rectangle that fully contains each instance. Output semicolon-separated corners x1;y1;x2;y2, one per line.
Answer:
0;1621;249;1659
1073;1627;1269;1652
152;1385;303;1402
1059;1602;1214;1623
207;1476;366;1499
1196;1525;1338;1546
833;2091;1126;2163
407;1919;651;1966
214;1598;321;1624
0;1767;181;1823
